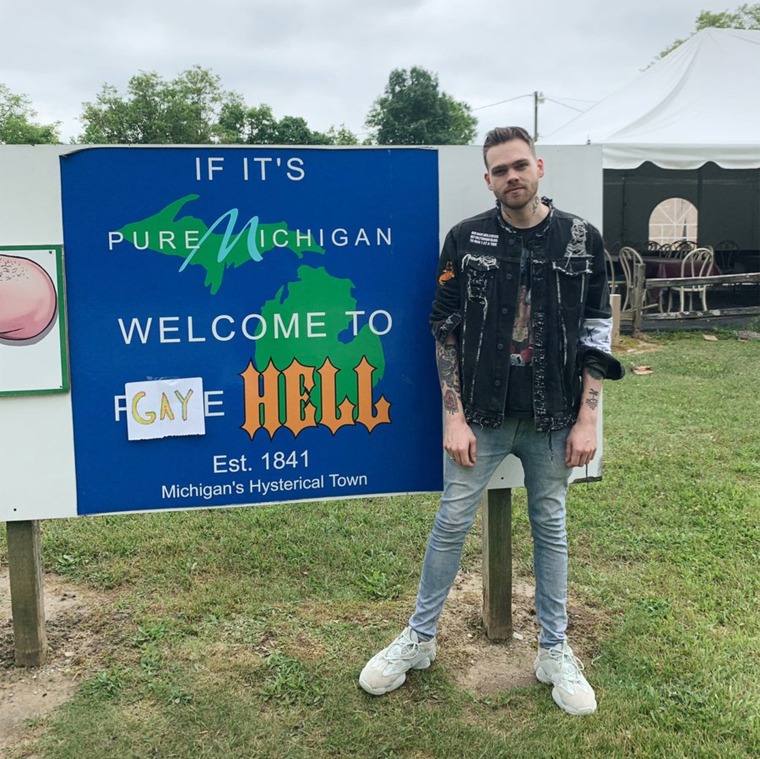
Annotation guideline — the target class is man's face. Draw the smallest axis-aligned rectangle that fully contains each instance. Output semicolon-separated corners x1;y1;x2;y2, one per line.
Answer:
483;139;544;211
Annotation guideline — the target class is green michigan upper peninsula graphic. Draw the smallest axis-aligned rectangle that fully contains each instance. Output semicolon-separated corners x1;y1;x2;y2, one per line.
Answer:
118;194;325;294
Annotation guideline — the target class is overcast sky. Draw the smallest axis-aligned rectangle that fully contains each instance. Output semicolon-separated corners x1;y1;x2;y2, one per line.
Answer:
0;0;740;144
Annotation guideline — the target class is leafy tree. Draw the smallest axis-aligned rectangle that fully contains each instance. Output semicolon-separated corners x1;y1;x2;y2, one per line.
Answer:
216;99;358;145
0;83;60;144
656;3;760;60
216;100;280;144
324;125;360;145
278;116;323;144
79;66;237;144
365;66;477;145
81;68;359;146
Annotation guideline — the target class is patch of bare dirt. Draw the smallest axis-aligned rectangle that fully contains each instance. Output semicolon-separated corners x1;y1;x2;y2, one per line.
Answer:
615;333;664;355
0;568;118;755
437;569;606;697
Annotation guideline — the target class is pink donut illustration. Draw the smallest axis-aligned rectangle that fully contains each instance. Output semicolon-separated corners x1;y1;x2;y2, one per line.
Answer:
0;254;58;341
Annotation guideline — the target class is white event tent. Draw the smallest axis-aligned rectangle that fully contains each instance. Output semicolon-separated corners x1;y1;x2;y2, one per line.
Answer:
546;28;760;170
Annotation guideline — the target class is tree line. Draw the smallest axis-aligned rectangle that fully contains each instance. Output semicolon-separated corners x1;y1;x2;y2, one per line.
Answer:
0;65;477;147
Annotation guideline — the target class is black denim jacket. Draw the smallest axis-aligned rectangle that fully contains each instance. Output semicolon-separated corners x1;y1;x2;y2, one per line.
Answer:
429;200;624;432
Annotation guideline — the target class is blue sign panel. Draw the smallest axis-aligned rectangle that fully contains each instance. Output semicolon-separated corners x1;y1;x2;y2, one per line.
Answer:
60;147;443;515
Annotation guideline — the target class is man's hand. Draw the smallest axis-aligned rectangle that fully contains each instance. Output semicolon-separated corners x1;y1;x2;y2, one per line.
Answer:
444;415;477;467
565;418;597;468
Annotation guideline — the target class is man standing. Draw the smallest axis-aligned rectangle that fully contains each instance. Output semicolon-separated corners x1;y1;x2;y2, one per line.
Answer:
360;126;623;715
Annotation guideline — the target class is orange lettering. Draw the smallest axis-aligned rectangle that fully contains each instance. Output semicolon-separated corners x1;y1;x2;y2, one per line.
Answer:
317;357;355;434
240;356;391;439
282;359;317;437
240;359;281;439
354;357;391;432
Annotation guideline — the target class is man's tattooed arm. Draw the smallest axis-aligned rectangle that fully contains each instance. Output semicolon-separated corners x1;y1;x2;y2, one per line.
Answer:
566;369;602;467
576;368;603;424
584;387;600;411
436;335;464;416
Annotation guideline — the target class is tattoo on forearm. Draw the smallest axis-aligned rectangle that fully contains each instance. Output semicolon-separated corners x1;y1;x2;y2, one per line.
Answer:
436;341;459;388
436;340;462;414
584;388;600;411
586;366;604;380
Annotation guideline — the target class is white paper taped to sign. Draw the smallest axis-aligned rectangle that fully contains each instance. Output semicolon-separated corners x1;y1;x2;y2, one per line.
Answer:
125;378;206;441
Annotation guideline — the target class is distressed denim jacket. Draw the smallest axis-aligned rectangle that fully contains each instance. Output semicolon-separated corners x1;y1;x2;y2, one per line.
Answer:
429;200;624;432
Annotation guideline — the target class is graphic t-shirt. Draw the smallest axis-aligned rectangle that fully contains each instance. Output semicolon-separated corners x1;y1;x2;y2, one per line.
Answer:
504;216;550;418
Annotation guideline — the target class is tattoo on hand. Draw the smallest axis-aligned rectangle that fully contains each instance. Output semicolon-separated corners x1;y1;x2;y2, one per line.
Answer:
584;388;600;411
587;367;604;380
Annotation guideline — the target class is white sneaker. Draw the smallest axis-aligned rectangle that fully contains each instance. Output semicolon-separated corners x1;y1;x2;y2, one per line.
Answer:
359;627;436;695
534;641;597;715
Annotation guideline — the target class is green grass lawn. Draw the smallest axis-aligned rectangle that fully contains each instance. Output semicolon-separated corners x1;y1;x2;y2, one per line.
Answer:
2;331;759;758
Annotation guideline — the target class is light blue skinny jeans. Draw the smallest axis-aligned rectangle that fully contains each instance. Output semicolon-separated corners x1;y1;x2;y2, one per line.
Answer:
409;418;572;649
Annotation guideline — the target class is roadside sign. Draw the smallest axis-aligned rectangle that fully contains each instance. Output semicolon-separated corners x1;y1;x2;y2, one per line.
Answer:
60;147;442;515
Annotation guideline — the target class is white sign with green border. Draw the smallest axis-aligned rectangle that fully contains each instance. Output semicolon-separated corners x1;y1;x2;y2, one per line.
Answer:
0;245;69;396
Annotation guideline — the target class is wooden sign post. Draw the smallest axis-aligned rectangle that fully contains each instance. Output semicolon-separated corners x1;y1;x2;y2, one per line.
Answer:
6;521;47;667
481;488;513;640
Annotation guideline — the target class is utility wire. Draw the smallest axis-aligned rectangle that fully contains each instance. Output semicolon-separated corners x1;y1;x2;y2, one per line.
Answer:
475;93;597;113
542;97;586;113
472;93;533;111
